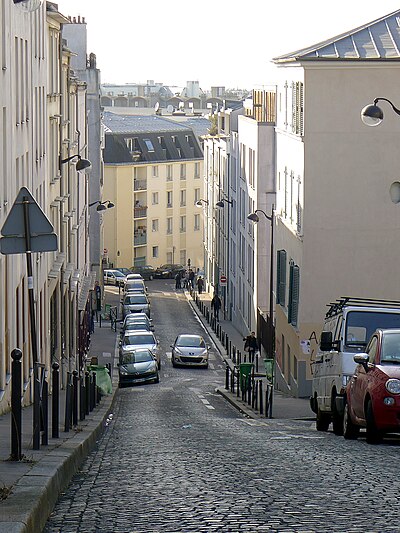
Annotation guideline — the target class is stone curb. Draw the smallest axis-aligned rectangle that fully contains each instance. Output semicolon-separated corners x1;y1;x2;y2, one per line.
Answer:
0;383;119;533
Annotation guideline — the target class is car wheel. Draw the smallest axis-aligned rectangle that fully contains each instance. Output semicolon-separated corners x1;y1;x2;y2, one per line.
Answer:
149;275;153;280
343;402;359;440
158;360;161;370
172;358;176;368
332;398;343;436
366;399;382;444
316;408;330;431
154;373;160;384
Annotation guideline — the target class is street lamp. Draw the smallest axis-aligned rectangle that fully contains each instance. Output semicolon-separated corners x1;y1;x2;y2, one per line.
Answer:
216;198;233;208
89;200;114;212
60;154;92;172
247;206;275;357
195;199;209;207
361;97;400;127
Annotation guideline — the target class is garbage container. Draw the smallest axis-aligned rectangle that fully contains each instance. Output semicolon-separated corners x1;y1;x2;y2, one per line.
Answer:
264;358;275;383
87;364;112;395
239;362;254;391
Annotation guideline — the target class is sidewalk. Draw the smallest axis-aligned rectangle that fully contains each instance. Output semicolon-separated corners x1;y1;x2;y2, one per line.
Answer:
186;289;314;421
0;315;119;533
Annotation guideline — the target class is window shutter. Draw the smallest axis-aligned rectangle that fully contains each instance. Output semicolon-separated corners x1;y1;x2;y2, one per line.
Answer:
276;250;287;306
288;263;300;327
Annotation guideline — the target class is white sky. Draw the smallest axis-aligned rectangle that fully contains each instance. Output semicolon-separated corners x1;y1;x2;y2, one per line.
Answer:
55;1;400;89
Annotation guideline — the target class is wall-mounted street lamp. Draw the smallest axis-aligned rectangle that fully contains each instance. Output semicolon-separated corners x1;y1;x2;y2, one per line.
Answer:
89;200;114;212
361;97;400;127
216;198;233;208
195;199;209;207
60;154;92;173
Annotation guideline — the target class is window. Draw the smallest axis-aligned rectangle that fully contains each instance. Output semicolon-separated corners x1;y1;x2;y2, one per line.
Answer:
167;217;173;234
291;81;304;136
144;139;155;152
152;246;158;258
152;165;158;178
180;216;186;233
126;137;139;151
296;175;302;234
180;164;186;179
166;252;173;263
276;250;287;306
194;188;200;203
194;162;200;178
180;250;186;265
167;191;173;207
152;219;159;232
166;165;173;181
180;190;186;206
194;214;200;231
288;262;300;327
152;192;159;205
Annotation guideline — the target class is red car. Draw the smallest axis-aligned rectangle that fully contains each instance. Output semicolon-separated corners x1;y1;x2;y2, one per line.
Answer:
343;328;400;443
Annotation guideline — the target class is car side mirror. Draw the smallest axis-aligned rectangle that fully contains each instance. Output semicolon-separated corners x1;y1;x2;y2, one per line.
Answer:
320;331;333;352
354;353;370;371
207;345;211;350
150;325;155;331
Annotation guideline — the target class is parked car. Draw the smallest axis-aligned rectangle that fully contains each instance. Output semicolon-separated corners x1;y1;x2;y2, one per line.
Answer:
121;293;150;318
124;279;147;294
120;320;153;337
120;313;153;331
343;328;400;443
118;348;159;387
103;269;126;287
125;273;144;281
130;265;156;281
119;330;160;368
115;267;133;276
171;334;210;368
154;264;185;279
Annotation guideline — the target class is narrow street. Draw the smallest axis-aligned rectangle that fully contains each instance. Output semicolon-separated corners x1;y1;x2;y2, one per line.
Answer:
44;281;400;533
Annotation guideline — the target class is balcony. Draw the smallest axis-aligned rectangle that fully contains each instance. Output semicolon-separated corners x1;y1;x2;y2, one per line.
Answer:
134;206;147;218
134;232;147;246
134;179;147;191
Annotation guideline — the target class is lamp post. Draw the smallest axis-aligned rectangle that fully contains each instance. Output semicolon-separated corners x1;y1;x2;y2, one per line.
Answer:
361;97;400;126
247;205;275;358
59;154;92;173
89;200;114;212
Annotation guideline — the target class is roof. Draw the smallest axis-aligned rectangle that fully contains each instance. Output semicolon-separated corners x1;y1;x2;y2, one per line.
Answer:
274;9;400;63
103;112;192;134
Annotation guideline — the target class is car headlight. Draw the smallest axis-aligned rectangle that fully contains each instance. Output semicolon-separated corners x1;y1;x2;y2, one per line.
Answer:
119;366;128;375
174;347;183;355
385;379;400;395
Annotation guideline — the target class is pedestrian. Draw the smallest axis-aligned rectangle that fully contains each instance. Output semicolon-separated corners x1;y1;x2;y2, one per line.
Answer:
243;331;259;363
188;269;195;290
211;292;222;321
175;271;182;289
197;276;204;294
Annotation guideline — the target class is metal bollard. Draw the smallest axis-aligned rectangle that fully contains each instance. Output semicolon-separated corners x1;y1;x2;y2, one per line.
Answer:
33;364;41;450
10;349;23;461
259;380;264;415
225;366;230;390
80;374;86;421
85;371;90;415
52;362;59;438
41;378;48;446
64;372;72;432
72;370;79;426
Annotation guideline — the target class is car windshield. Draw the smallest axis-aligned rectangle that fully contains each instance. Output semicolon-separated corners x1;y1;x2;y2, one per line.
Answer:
381;333;400;363
176;335;205;347
113;271;124;277
121;350;153;364
124;334;154;345
124;295;147;304
345;311;400;347
125;322;149;330
123;314;149;324
126;281;145;288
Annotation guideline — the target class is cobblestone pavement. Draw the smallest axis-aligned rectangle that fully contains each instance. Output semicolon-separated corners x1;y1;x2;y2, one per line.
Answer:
45;281;400;533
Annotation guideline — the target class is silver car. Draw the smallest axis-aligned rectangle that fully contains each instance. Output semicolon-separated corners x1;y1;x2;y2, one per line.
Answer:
124;279;147;294
122;293;150;318
171;334;210;368
119;330;160;368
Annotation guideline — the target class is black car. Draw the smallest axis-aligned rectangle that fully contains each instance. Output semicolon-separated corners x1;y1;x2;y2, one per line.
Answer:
130;265;156;280
154;264;185;279
118;348;159;387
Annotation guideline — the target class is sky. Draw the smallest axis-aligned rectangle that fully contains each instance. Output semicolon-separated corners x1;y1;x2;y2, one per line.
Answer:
55;0;400;90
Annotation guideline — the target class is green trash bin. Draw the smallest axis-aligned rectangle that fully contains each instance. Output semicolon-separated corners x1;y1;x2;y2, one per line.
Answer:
87;364;112;395
264;358;275;384
239;362;254;391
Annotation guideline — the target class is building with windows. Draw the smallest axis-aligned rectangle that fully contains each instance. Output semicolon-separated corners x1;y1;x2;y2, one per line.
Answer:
102;113;206;271
272;9;400;396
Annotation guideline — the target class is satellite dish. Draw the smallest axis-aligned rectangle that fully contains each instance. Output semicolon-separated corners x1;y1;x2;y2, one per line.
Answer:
167;105;173;114
13;0;43;11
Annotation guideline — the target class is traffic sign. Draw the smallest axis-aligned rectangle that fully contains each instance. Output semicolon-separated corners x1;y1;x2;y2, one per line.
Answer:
220;274;227;286
0;187;58;254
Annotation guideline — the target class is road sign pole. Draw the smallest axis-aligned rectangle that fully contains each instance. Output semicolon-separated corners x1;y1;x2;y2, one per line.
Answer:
23;196;38;365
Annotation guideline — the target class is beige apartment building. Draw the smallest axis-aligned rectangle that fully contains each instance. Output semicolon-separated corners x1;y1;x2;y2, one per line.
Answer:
272;9;400;396
102;113;206;271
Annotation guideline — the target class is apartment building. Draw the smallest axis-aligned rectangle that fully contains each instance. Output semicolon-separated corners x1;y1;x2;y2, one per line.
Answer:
0;1;94;414
272;9;400;397
102;113;206;271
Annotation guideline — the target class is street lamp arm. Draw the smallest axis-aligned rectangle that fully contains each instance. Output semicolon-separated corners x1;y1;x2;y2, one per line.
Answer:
255;209;272;222
374;97;400;117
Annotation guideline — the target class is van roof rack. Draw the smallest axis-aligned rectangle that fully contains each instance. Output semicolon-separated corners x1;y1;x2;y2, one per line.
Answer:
325;297;400;318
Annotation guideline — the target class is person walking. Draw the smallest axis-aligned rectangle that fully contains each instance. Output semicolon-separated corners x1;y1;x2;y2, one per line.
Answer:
243;331;259;363
175;271;182;289
188;269;195;290
211;292;222;321
196;276;204;294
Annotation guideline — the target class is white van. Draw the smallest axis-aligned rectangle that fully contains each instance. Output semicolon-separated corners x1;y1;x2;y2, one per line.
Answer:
310;297;400;434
